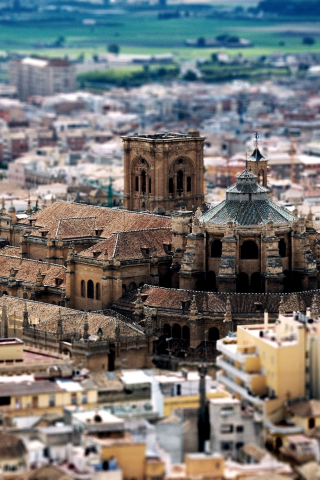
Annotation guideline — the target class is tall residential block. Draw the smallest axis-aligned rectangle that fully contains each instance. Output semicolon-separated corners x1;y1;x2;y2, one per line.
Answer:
9;57;76;101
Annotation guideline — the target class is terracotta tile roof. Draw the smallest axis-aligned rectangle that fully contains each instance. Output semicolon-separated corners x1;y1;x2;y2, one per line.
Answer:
288;400;320;418
33;217;97;239
21;201;171;238
0;254;66;287
0;297;144;339
37;310;144;338
116;285;318;314
79;228;172;261
0;432;27;459
1;246;20;256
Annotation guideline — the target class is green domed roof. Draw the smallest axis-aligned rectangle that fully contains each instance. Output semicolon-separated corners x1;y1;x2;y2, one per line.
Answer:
200;168;296;226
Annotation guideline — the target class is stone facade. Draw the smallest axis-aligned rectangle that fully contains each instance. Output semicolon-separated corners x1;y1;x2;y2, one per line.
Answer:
122;131;205;214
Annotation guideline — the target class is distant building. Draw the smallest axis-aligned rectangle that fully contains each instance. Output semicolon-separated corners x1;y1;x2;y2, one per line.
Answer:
9;57;76;101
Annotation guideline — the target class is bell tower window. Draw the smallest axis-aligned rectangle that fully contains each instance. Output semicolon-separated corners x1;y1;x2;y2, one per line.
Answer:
177;170;183;195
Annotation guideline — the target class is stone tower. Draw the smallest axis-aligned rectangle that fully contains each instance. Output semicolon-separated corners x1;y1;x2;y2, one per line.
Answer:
122;131;205;214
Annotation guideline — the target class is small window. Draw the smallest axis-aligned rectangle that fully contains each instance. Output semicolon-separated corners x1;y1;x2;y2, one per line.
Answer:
81;280;85;297
135;176;139;192
49;395;55;407
220;424;234;434
177;384;181;396
71;393;77;405
236;425;244;433
149;178;151;194
32;396;38;408
221;407;234;417
82;393;87;404
87;280;94;299
96;283;100;300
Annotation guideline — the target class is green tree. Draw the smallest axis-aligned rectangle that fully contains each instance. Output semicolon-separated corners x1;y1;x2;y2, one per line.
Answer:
54;36;65;48
197;37;206;47
303;36;315;45
108;44;120;54
183;70;197;81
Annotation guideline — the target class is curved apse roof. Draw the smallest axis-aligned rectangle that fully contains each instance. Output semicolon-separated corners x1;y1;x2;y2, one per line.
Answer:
201;169;296;226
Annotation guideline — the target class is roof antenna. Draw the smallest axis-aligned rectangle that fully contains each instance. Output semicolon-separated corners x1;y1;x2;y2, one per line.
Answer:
254;131;259;150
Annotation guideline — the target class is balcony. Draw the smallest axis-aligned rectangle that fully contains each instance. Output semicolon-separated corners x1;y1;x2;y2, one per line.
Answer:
216;357;250;384
217;372;263;407
217;341;258;364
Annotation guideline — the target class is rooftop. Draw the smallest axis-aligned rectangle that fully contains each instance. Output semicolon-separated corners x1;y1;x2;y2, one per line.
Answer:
122;131;203;141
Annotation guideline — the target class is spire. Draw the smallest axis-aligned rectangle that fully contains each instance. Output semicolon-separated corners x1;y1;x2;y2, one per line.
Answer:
23;302;29;329
83;314;89;340
311;294;319;320
26;196;32;215
0;299;8;338
279;295;285;315
56;309;63;338
224;296;232;324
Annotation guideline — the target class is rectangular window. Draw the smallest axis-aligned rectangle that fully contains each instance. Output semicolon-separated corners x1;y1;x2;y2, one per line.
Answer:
220;441;233;451
32;396;38;408
82;393;87;404
221;407;234;417
71;393;77;405
220;424;234;434
236;425;244;433
49;395;55;407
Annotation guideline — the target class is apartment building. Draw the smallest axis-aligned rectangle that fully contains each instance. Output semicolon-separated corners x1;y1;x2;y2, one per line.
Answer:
9;57;76;101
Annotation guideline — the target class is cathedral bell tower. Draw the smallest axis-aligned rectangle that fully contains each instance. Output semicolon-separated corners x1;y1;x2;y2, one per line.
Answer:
246;133;268;188
122;131;205;214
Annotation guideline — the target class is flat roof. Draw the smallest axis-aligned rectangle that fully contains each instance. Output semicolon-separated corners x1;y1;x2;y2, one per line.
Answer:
122;131;204;141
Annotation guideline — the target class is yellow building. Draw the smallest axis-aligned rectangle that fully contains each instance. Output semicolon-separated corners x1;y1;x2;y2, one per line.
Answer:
216;310;317;422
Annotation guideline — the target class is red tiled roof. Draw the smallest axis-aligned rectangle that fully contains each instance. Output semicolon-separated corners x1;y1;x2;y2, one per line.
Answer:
21;201;171;238
79;228;172;261
115;285;317;314
33;217;97;239
0;254;66;287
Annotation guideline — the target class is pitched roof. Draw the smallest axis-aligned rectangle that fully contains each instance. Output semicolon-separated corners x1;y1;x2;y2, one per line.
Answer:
0;297;144;339
0;432;27;459
79;228;172;261
33;217;97;239
288;400;320;418
0;254;66;287
1;246;20;256
115;285;317;315
21;201;171;238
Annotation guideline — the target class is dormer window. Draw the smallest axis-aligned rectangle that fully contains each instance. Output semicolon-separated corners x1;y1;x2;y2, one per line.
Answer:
41;231;48;237
93;251;101;258
163;242;172;253
141;247;150;255
95;229;103;237
55;278;63;286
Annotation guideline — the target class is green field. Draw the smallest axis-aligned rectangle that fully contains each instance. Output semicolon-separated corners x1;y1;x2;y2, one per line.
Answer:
1;13;320;61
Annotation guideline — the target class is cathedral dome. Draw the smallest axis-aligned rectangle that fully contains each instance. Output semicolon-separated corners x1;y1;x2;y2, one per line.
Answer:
200;168;296;226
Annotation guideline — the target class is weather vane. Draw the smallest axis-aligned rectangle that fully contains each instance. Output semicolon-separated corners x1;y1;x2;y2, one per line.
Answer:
254;131;259;149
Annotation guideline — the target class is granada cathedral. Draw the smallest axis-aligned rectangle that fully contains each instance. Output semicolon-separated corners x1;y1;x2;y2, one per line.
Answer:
0;131;319;366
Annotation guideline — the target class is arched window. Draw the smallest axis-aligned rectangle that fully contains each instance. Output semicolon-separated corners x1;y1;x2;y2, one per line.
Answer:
211;239;222;258
169;178;173;194
208;327;220;342
172;323;181;339
87;280;94;299
177;170;183;194
163;324;171;337
182;325;190;343
241;240;258;259
237;272;249;293
141;170;146;194
251;272;261;293
122;284;127;296
187;176;191;192
149;178;151;194
258;169;264;185
279;238;286;257
129;282;136;291
81;280;85;297
96;283;101;300
135;176;139;192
